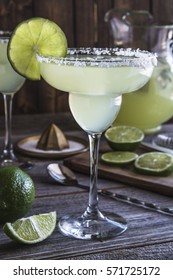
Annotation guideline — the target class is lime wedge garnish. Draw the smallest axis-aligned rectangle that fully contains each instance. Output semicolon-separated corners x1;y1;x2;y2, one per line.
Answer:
3;211;57;244
105;126;144;151
101;151;138;165
7;17;68;80
134;152;173;176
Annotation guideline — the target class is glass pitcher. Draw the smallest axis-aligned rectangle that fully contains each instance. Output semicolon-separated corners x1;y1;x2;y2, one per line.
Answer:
105;10;173;133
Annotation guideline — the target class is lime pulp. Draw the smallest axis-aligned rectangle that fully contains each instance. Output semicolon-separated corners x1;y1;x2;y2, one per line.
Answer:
101;151;138;165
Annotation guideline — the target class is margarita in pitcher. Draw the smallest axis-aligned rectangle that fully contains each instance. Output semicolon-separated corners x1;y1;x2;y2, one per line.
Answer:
105;10;173;133
115;59;173;133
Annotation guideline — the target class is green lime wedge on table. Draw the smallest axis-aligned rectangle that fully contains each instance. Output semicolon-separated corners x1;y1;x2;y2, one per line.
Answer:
134;152;173;176
105;126;144;151
7;17;68;80
3;211;57;244
101;151;138;165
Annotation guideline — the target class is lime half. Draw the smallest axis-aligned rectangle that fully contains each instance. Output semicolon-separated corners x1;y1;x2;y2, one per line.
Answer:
3;211;57;244
134;152;173;176
105;126;144;151
101;151;138;165
8;17;68;80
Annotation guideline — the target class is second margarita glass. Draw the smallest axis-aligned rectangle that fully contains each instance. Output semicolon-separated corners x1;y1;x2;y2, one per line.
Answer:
0;31;25;167
37;48;157;240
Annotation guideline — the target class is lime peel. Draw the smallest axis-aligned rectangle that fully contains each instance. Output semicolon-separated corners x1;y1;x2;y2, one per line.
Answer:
0;166;35;223
3;211;57;244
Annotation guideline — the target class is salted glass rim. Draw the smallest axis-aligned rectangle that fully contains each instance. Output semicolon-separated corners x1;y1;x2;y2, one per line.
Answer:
37;47;157;68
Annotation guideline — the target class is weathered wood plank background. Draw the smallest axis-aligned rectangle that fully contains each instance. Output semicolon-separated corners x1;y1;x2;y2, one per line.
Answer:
0;0;173;114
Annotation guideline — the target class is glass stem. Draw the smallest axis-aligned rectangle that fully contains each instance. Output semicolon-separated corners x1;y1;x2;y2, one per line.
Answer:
83;132;102;219
2;93;15;157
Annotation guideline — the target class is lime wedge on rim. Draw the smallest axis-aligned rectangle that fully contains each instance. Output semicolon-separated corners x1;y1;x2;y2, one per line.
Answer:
3;211;57;244
101;151;138;165
7;17;68;80
105;126;144;151
134;152;173;176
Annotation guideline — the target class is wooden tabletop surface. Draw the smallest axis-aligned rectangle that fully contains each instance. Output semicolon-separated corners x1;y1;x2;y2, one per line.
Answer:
0;113;173;260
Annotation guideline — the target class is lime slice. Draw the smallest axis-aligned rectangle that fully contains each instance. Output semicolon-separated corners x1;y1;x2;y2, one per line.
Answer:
3;211;57;244
7;17;68;80
105;126;144;151
101;151;138;165
134;152;173;176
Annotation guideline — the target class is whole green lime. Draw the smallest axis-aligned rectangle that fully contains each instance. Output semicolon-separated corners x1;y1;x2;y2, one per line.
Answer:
0;166;35;223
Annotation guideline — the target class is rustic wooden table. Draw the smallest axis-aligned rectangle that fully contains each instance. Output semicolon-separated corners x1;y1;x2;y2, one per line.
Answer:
0;113;173;260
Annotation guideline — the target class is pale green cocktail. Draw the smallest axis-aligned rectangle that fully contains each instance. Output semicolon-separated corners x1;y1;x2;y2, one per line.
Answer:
0;38;25;94
0;33;25;166
37;48;156;240
38;50;154;133
115;60;173;133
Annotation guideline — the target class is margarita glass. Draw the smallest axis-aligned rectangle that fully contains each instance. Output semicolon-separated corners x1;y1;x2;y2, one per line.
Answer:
0;31;25;166
37;48;156;240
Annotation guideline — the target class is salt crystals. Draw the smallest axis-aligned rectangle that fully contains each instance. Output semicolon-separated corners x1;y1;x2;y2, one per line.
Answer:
37;47;157;68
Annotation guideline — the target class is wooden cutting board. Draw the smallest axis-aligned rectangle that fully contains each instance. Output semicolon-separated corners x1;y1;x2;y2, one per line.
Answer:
64;151;173;197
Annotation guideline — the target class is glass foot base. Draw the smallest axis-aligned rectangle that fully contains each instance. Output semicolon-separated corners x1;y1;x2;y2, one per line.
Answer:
0;159;33;170
58;211;127;240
